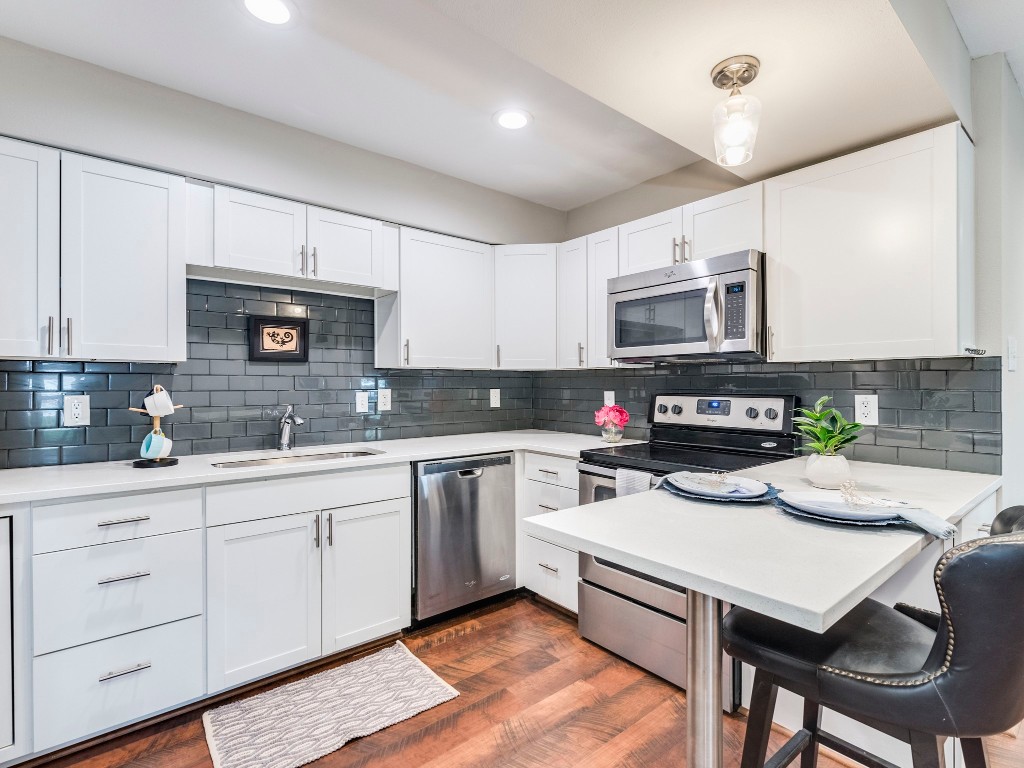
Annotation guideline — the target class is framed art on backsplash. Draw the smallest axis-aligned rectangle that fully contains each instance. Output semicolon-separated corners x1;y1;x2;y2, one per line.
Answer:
247;315;310;362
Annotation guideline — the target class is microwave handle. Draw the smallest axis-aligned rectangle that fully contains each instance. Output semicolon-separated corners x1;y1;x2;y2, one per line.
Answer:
703;277;722;352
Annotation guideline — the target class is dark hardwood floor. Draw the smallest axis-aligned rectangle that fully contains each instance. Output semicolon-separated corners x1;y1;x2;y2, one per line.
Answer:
41;597;1024;768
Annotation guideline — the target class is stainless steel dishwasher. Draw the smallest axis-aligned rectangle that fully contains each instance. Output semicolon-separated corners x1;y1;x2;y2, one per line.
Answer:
414;453;515;620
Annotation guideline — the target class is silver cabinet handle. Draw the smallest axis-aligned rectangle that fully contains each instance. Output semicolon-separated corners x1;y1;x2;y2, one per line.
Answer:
403;339;410;365
99;661;151;683
97;515;150;528
538;562;559;574
768;326;775;359
299;244;307;275
314;513;320;548
312;246;318;278
496;344;501;367
98;571;151;586
577;342;584;367
67;317;73;356
537;469;559;477
671;237;680;264
47;316;55;356
538;504;558;512
327;511;333;547
979;523;992;534
680;235;689;262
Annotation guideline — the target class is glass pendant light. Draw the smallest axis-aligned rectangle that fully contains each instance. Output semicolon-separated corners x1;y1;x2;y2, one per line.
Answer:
710;56;762;167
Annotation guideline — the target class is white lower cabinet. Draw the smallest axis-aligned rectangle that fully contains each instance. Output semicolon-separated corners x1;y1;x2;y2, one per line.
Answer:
33;616;204;752
206;512;323;693
523;535;579;612
321;499;412;655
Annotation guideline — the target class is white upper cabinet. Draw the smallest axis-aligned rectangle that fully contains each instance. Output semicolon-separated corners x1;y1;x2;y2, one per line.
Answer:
0;138;59;359
587;227;619;368
617;207;683;275
213;186;307;278
307;207;384;287
765;123;974;362
61;153;186;362
494;244;557;369
398;228;495;369
556;237;589;369
184;180;214;269
682;183;763;261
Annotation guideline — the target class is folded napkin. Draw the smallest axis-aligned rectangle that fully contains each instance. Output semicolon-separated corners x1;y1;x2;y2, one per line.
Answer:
805;500;956;539
615;468;656;497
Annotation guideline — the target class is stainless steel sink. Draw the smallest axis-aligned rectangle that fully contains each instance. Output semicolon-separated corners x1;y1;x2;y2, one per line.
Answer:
212;449;383;468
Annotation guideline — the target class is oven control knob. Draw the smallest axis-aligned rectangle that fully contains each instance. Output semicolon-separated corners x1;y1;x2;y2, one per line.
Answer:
745;407;759;419
657;404;668;414
765;408;779;421
670;405;683;415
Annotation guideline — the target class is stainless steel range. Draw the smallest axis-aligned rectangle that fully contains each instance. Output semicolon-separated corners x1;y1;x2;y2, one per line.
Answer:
576;392;798;712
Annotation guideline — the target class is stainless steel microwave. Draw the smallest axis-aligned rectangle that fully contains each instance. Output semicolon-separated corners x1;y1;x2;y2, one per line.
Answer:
607;250;764;363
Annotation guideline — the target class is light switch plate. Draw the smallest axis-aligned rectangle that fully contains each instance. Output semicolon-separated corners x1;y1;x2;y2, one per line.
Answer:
855;394;879;426
603;391;615;406
355;391;370;414
490;389;500;408
377;388;392;411
63;394;90;426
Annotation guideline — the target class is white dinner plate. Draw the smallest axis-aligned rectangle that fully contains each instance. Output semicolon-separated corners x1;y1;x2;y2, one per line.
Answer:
778;491;901;522
663;472;768;499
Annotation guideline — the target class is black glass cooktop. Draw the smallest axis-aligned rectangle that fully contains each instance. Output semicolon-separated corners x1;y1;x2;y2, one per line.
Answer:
580;442;783;475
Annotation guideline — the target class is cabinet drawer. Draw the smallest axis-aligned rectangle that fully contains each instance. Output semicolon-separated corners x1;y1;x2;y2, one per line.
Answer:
33;529;203;655
524;453;579;490
34;616;204;751
523;535;578;612
33;488;202;554
527;480;579;516
206;465;409;527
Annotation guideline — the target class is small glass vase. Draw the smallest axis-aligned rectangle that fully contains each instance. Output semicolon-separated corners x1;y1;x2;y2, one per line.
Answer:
600;422;624;443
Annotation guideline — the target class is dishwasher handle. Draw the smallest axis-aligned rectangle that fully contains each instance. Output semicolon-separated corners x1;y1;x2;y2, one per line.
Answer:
457;468;483;479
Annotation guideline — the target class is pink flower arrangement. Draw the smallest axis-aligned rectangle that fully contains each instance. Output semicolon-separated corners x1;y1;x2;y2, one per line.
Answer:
595;405;630;428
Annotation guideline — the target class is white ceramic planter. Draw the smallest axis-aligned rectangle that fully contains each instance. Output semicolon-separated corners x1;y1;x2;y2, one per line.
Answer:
805;454;852;489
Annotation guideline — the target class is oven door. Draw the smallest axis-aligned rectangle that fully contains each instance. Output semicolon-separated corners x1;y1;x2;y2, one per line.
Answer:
578;463;617;506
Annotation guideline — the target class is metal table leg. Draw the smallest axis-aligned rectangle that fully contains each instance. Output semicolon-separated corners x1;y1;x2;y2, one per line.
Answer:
687;589;723;768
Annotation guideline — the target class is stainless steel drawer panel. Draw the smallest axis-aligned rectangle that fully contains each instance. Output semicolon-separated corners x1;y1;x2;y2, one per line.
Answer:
579;553;687;619
578;581;686;689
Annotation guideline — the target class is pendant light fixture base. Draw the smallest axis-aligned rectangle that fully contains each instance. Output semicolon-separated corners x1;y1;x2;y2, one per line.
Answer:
711;55;761;90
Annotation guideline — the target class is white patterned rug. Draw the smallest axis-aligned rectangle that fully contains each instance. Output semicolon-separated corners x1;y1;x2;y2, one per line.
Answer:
203;642;459;768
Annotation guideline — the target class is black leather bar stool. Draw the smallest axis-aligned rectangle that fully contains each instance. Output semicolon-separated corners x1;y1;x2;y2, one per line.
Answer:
723;530;1024;768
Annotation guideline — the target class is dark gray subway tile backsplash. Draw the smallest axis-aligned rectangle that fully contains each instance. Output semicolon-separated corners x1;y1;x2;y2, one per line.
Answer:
0;279;1002;473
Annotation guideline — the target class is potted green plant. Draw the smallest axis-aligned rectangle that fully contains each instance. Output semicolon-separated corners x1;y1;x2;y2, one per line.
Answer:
793;396;863;488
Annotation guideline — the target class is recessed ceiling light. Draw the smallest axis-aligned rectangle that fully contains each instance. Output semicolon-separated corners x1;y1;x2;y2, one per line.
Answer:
493;109;533;130
245;0;291;25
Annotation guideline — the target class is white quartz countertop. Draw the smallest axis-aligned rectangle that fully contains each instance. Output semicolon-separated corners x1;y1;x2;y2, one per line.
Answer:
0;430;627;506
523;458;1001;633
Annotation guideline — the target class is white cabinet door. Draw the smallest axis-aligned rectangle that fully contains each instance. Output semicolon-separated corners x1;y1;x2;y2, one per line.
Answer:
308;207;383;287
556;237;588;369
60;154;186;362
184;179;214;268
683;183;763;261
321;499;411;655
494;244;557;369
765;124;970;362
523;535;579;612
206;512;322;692
213;186;307;278
399;228;494;368
617;207;683;275
0;138;59;359
587;227;619;368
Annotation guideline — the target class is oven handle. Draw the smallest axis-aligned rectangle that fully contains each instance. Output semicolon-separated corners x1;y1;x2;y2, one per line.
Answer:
577;462;617;479
703;276;721;353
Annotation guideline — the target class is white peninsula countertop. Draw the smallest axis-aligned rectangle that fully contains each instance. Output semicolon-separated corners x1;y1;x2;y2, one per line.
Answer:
0;430;625;506
523;458;1001;632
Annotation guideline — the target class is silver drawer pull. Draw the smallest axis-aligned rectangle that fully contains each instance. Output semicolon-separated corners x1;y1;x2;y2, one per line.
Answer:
97;571;151;586
99;661;151;683
538;562;559;574
538;504;558;512
97;515;150;528
537;469;559;476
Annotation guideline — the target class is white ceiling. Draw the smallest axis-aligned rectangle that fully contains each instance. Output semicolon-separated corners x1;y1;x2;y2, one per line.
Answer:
946;0;1024;95
0;0;701;210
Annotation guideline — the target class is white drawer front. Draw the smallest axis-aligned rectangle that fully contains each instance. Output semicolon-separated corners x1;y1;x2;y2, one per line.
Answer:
33;488;202;554
33;529;203;655
528;480;579;516
523;535;579;612
206;465;410;527
524;453;579;490
34;616;204;751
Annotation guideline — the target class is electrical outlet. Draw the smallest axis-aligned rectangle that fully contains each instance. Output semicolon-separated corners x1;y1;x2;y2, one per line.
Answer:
855;394;879;425
377;388;392;411
490;389;500;408
604;391;615;406
355;391;370;414
63;394;91;426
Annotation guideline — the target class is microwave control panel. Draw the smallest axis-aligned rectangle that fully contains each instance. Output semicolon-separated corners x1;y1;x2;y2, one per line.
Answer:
723;281;746;340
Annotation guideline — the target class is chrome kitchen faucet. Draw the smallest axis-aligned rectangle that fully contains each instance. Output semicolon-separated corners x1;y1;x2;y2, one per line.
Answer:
278;405;304;450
